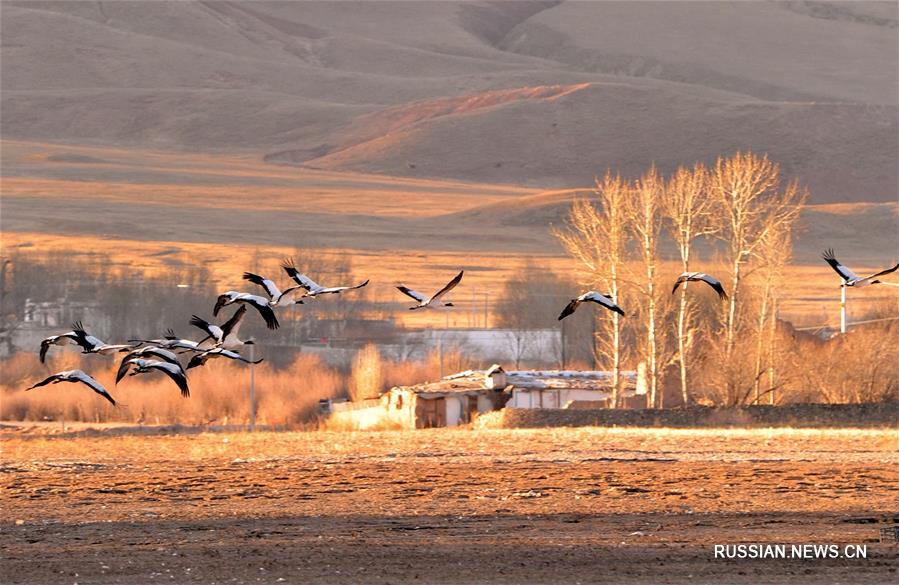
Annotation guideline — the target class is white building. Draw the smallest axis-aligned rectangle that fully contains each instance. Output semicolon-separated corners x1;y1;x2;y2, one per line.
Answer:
502;370;641;409
325;366;645;429
381;328;563;364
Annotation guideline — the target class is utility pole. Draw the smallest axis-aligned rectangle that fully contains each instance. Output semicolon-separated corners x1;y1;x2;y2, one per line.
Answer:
559;316;566;370
248;343;256;431
438;335;444;378
840;285;847;334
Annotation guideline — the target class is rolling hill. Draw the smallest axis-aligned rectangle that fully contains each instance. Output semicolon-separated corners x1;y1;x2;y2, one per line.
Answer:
2;1;896;202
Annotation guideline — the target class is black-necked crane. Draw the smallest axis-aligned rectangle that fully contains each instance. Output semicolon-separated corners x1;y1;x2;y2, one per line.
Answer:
118;346;182;367
558;291;625;320
242;272;306;307
73;324;135;356
186;347;263;370
39;322;84;363
189;305;251;350
671;272;728;300
396;270;463;310
823;249;899;334
27;370;116;405
129;329;213;353
281;259;369;298
116;358;190;397
822;249;899;288
213;291;280;330
129;328;178;347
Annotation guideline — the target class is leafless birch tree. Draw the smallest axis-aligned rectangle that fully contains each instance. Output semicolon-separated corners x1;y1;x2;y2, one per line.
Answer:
555;172;630;407
748;220;798;404
661;163;717;406
710;151;806;401
626;166;667;407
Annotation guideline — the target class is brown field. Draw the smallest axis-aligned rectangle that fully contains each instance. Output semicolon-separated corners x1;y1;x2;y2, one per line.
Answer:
1;427;897;584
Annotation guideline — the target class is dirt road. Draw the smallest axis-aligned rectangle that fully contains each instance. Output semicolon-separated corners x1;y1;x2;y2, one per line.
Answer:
2;427;896;583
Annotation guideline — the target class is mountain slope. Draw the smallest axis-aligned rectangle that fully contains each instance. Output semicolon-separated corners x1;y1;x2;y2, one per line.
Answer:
302;81;897;202
1;1;896;202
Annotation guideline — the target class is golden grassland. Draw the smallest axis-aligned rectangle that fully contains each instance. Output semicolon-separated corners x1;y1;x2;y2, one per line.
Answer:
4;231;896;329
1;140;534;217
3;139;897;329
4;427;898;528
3;426;897;465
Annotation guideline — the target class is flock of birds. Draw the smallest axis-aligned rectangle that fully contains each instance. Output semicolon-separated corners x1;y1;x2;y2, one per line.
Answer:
25;250;898;406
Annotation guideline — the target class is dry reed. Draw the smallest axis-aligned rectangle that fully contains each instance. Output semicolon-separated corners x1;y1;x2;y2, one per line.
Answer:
1;351;342;426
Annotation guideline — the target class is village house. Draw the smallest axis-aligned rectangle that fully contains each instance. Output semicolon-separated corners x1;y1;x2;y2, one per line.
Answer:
0;298;110;357
326;365;646;429
327;369;509;430
505;369;643;409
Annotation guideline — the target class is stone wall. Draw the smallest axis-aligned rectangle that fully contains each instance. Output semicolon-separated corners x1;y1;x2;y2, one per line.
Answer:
476;403;899;429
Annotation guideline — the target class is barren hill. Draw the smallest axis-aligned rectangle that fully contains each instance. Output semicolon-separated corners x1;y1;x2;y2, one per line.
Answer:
2;1;896;202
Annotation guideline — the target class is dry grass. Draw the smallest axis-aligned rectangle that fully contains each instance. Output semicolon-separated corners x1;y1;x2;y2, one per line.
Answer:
786;321;899;404
3;426;896;464
0;344;480;424
1;352;342;426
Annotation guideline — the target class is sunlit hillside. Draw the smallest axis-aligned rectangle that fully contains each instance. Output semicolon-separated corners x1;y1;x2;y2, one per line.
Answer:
2;1;896;201
2;141;897;330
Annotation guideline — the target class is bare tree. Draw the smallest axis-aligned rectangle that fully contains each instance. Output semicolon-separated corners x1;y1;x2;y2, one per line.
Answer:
625;166;666;407
710;152;806;400
0;250;215;348
555;172;630;407
494;262;545;368
349;343;384;401
493;262;585;368
0;258;17;355
791;321;899;404
749;224;795;404
661;163;717;406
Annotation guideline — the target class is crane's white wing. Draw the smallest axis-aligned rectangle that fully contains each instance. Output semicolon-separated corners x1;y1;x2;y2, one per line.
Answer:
697;273;728;300
583;291;625;316
70;370;116;405
189;315;223;343
147;361;190;397
281;261;323;292
242;272;281;300
317;280;369;295
822;249;858;281
397;286;427;303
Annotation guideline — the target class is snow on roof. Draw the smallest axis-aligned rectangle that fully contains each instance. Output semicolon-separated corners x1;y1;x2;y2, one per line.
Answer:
394;368;638;394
